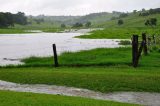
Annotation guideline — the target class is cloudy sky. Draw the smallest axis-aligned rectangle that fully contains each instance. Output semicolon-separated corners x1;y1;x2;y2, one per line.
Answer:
0;0;160;16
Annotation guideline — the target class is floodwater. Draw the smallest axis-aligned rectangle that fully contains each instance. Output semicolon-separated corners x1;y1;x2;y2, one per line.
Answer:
0;29;120;66
0;80;160;106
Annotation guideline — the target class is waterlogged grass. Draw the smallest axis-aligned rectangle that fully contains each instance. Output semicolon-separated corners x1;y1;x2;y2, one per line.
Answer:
0;91;137;106
22;47;132;67
77;28;160;39
22;47;160;68
42;28;64;33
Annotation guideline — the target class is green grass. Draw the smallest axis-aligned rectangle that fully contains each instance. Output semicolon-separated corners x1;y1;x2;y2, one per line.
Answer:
0;67;160;93
0;28;27;34
22;47;131;67
77;27;160;39
21;47;160;68
77;13;160;39
0;48;160;93
0;91;137;106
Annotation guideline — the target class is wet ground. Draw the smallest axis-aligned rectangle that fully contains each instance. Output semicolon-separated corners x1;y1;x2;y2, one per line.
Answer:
0;80;160;106
0;29;120;66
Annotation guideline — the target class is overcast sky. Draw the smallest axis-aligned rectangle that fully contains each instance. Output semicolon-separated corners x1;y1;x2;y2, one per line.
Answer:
0;0;160;16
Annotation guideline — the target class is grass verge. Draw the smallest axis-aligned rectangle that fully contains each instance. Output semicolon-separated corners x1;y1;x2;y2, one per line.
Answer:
0;91;137;106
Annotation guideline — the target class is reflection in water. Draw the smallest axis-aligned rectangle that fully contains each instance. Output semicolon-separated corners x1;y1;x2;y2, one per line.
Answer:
0;32;120;66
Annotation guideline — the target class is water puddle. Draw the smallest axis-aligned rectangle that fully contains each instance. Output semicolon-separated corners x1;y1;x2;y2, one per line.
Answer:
0;80;159;106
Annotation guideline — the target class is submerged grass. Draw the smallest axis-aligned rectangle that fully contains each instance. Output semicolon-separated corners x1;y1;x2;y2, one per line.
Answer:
22;47;132;67
21;47;160;68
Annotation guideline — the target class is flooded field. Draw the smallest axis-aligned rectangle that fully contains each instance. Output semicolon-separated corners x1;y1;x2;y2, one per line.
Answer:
0;30;120;66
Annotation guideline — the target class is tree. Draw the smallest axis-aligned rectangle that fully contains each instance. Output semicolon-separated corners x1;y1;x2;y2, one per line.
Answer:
150;18;157;26
145;20;150;26
119;13;128;18
14;12;27;25
73;23;83;28
61;24;66;28
118;19;124;25
145;18;157;27
0;12;14;28
142;8;146;12
133;10;137;14
85;21;91;27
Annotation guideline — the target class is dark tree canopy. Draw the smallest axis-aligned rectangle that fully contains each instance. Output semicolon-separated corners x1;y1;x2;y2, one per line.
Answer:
61;24;66;28
73;23;83;28
118;19;124;25
0;12;27;28
139;8;160;16
119;13;128;18
85;21;91;27
145;18;157;27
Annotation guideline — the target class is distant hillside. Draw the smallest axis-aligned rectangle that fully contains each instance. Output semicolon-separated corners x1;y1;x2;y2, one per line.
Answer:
27;8;160;28
95;8;160;28
28;12;121;27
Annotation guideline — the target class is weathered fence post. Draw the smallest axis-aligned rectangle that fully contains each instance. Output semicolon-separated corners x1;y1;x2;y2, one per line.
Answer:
142;33;148;55
152;35;156;45
148;36;152;52
53;44;59;67
132;35;139;67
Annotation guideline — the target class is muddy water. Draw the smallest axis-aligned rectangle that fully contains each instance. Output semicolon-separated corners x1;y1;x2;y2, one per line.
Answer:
0;80;160;106
0;30;120;66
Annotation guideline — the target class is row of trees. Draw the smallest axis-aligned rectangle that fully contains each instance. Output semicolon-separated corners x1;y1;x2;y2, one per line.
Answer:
61;21;92;28
72;21;91;28
0;12;27;28
139;8;160;16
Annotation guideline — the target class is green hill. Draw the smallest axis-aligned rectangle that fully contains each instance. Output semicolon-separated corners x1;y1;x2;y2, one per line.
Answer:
28;12;121;27
78;9;160;39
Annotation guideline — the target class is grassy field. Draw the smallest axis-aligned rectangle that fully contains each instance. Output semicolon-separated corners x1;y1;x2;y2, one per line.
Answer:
0;48;160;93
0;28;28;34
0;91;137;106
77;27;160;39
78;13;160;39
0;23;63;34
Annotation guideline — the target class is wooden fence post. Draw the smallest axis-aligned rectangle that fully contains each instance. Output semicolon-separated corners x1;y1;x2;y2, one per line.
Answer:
53;44;59;67
153;35;156;45
142;33;148;55
148;36;152;52
136;41;144;67
132;35;139;67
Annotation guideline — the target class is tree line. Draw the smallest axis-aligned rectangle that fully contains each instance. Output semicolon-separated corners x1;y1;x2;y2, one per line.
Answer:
0;12;27;28
139;8;160;16
61;21;91;28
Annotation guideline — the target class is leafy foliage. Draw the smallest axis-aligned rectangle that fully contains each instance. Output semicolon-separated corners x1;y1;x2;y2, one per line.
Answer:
118;19;124;25
0;12;27;28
